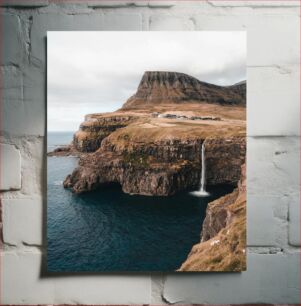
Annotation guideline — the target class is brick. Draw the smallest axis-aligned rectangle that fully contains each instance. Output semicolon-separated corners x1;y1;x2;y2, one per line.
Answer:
1;64;45;136
87;1;148;7
247;138;299;247
102;13;142;30
21;66;46;136
149;15;194;30
163;253;299;304
247;137;300;197
248;66;300;136
247;195;289;247
85;0;174;7
247;196;276;246
288;194;300;246
0;143;21;191
2;251;151;304
207;0;300;7
148;1;175;7
2;198;43;246
2;13;24;65
0;0;49;6
19;137;44;196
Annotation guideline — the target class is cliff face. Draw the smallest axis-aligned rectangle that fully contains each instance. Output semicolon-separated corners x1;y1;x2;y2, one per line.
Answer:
64;135;245;196
179;163;246;271
205;137;245;185
122;71;246;109
227;80;246;102
73;114;139;152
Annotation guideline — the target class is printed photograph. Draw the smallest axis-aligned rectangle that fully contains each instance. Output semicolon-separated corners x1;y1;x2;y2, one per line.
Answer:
47;31;246;272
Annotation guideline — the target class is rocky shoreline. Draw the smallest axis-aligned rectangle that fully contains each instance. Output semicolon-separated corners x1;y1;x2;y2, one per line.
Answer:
47;144;80;157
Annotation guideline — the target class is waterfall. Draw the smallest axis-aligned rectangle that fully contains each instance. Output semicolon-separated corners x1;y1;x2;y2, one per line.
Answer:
199;142;207;193
190;141;209;197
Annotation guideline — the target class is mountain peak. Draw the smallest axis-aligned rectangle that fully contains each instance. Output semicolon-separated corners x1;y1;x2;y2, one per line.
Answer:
122;71;246;109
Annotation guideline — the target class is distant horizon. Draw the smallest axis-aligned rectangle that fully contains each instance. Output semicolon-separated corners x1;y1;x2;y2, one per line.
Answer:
48;130;75;133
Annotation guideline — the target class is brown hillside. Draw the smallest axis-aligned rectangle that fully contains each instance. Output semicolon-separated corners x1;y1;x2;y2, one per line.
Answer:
122;71;246;109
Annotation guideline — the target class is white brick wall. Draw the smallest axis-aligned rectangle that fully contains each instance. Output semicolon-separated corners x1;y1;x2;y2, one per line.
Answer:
0;0;300;304
2;198;43;246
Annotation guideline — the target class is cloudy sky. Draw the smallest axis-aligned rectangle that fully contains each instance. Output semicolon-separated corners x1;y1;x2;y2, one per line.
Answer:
48;31;246;131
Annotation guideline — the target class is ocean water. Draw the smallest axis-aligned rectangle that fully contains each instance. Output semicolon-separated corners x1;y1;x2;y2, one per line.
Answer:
47;131;74;153
47;132;233;272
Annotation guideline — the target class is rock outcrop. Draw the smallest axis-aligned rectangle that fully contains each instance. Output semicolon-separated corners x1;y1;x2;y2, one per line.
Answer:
227;80;247;103
63;135;245;196
73;114;139;152
178;163;246;271
122;71;246;109
47;144;76;157
205;137;245;185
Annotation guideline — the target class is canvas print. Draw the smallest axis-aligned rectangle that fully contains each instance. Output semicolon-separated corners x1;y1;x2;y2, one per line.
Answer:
47;31;246;272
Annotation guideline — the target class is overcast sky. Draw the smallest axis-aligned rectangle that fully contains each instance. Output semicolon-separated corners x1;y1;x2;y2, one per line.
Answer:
48;31;246;131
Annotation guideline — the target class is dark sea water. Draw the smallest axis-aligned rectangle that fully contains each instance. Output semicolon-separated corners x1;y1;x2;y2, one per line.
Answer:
47;132;233;272
47;131;74;152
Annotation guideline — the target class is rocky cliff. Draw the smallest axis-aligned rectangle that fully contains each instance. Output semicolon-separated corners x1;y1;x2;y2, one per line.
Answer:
227;80;246;102
64;134;245;196
179;163;246;271
122;71;246;109
73;113;139;152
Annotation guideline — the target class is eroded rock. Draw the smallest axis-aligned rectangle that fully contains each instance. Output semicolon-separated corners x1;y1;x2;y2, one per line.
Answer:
73;114;139;152
178;163;246;271
122;71;246;109
63;136;245;196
